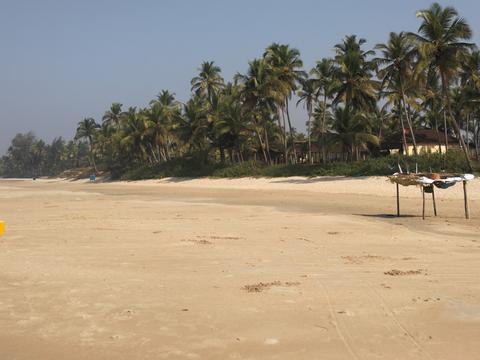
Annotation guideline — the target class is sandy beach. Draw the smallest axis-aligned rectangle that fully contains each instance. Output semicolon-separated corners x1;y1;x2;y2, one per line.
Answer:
1;176;479;359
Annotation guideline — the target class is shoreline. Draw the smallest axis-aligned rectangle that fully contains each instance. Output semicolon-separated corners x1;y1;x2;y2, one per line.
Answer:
3;175;478;200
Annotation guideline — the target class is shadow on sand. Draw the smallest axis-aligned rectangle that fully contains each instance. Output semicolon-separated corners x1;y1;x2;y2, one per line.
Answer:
354;213;418;219
271;176;369;185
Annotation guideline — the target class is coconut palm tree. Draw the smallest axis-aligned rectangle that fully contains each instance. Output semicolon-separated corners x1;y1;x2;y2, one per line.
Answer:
177;96;210;155
213;85;252;162
410;2;475;169
235;58;283;164
148;90;182;160
75;117;100;173
376;32;419;155
191;61;224;106
420;66;445;152
332;35;379;113
296;78;318;163
120;107;151;163
331;107;379;161
460;51;480;158
264;43;306;162
102;103;124;130
311;58;335;162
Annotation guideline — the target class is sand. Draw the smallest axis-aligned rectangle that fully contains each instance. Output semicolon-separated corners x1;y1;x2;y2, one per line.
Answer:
0;176;479;359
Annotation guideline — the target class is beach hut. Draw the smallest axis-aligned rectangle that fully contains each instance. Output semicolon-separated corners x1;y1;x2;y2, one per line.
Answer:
381;129;460;156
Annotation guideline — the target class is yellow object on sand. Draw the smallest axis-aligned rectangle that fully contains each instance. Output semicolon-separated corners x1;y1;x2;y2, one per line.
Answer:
0;221;5;236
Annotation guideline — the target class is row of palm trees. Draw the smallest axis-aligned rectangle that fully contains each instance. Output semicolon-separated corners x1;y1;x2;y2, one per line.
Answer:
73;3;479;174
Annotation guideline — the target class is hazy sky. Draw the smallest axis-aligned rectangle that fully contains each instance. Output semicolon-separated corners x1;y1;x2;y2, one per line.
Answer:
1;0;479;154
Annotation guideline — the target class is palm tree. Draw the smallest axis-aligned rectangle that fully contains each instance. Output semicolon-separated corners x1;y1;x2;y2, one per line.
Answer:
120;107;151;163
149;90;182;160
331;107;379;161
264;43;306;162
177;96;210;155
235;59;282;164
332;35;379;113
460;51;480;158
144;105;169;162
102;103;124;129
421;66;445;153
213;85;252;163
376;32;419;155
191;61;224;106
410;2;475;169
311;58;335;162
75;117;100;173
297;78;318;163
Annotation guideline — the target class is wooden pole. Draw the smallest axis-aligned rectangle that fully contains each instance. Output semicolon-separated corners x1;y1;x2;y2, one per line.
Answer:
422;186;426;220
396;183;400;217
431;186;437;217
463;181;470;219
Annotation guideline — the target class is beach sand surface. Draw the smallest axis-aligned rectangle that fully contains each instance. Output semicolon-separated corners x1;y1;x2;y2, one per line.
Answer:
0;177;479;359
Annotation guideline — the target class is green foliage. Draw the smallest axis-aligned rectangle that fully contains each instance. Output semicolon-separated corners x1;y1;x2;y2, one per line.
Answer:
1;132;91;178
211;161;265;178
119;151;474;180
119;157;219;180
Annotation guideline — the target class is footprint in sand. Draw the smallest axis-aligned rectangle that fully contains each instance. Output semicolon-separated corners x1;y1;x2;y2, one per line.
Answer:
114;309;135;320
384;269;425;276
242;281;300;293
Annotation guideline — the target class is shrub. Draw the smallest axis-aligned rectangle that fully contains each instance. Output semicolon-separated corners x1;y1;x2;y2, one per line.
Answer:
118;151;476;180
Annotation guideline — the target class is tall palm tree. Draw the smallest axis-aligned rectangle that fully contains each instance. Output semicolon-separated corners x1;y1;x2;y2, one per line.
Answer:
410;2;475;169
421;66;445;152
376;32;419;155
191;61;224;106
102;103;124;130
75;117;100;173
311;58;335;162
235;59;283;164
120;107;150;163
149;90;182;160
460;51;480;158
213;85;252;163
297;78;318;164
264;43;306;162
332;35;379;113
178;96;210;155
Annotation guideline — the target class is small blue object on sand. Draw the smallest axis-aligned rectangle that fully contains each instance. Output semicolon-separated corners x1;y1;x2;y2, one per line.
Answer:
89;174;96;182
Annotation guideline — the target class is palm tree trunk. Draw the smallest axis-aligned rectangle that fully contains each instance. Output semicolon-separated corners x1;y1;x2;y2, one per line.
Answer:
280;108;288;163
434;111;442;154
398;106;408;155
443;109;449;152
264;125;272;165
87;138;98;174
307;107;313;165
466;113;470;155
285;99;297;163
255;119;269;164
219;146;226;164
321;94;327;163
474;118;480;161
441;72;473;171
399;83;418;155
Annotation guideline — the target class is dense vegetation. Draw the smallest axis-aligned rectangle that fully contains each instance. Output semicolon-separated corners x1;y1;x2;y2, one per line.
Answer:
119;151;471;180
1;3;479;179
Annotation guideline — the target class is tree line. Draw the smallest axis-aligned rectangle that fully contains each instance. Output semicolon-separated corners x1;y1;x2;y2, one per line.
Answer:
2;3;479;178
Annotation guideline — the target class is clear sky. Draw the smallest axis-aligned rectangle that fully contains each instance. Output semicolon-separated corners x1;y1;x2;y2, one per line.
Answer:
1;0;479;154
